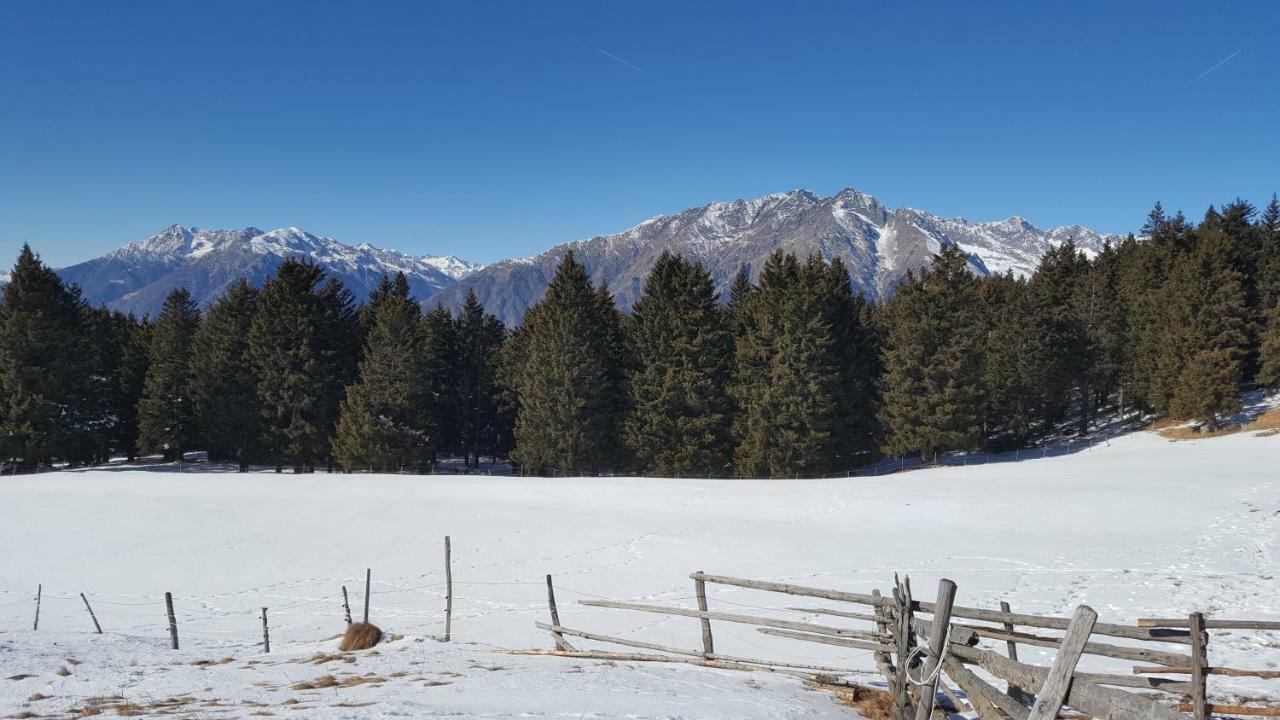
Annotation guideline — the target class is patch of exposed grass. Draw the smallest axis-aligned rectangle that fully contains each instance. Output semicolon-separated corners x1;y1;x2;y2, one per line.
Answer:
813;683;893;720
56;666;72;677
1159;406;1280;440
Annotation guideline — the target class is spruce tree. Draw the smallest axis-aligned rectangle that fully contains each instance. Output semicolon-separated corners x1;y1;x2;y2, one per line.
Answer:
1258;300;1280;390
249;259;358;471
976;273;1043;446
878;245;983;461
137;288;201;461
1167;231;1249;429
454;290;507;467
624;252;733;476
510;251;627;474
116;315;151;461
1027;240;1090;433
730;251;853;477
0;245;93;468
191;280;262;469
421;304;460;462
333;273;431;471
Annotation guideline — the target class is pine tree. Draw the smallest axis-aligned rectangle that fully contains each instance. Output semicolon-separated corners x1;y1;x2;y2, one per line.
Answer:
333;273;432;471
976;273;1043;447
116;314;151;461
730;251;852;477
420;304;460;462
1258;300;1280;390
624;252;733;476
878;245;983;461
0;245;94;468
817;257;879;463
249;259;358;471
454;290;507;467
1027;240;1090;434
137;288;201;461
191;280;262;469
725;264;754;335
510;251;627;474
1167;231;1249;429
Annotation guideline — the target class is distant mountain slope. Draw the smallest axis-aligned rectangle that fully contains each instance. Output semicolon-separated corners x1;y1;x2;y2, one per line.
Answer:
56;225;480;317
430;188;1120;325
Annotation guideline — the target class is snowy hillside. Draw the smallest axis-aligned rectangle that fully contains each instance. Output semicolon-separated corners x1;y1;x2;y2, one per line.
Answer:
55;225;481;316
2;427;1278;718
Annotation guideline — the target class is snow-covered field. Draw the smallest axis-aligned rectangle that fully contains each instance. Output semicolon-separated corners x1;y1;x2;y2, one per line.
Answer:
2;427;1278;718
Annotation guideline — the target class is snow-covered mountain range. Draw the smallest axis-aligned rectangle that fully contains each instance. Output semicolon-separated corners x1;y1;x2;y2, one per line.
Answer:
48;188;1121;321
56;225;480;317
430;188;1121;325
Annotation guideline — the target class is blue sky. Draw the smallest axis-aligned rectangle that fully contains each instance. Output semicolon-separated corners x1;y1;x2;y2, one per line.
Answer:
1;1;1277;267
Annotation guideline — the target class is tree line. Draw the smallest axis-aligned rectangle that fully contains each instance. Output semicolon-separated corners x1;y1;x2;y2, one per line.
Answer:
2;197;1278;476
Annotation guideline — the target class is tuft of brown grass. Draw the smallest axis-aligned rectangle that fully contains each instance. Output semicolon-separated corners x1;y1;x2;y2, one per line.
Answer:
339;673;385;688
811;683;893;720
1158;406;1280;440
29;692;51;701
56;665;72;677
338;622;382;651
290;673;341;691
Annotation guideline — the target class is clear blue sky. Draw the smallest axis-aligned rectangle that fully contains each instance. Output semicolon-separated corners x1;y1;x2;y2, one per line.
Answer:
1;1;1276;267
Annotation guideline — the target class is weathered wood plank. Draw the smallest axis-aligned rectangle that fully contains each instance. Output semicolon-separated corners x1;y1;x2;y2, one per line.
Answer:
578;599;881;640
1133;666;1280;680
942;655;1029;720
1027;605;1097;720
692;573;1189;644
949;643;1187;720
914;579;958;720
1139;618;1280;631
1001;600;1030;706
1189;612;1208;720
695;570;714;658
756;627;897;653
948;621;1191;667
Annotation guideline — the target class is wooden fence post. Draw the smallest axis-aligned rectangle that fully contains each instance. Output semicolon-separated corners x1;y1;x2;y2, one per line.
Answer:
341;585;352;625
1026;605;1097;720
33;584;41;631
444;536;453;642
165;592;179;650
872;588;897;695
914;578;958;720
363;568;371;624
80;593;103;634
261;607;270;653
545;574;575;651
1189;612;1208;720
694;570;714;658
1000;600;1029;705
893;575;917;720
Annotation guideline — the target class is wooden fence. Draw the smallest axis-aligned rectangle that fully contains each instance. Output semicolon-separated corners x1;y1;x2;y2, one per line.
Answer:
522;571;1280;720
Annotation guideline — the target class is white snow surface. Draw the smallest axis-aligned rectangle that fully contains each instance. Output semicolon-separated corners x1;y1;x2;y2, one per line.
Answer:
2;428;1279;718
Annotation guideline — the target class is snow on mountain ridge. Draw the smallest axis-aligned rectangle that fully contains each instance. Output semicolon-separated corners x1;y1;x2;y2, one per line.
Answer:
108;225;481;279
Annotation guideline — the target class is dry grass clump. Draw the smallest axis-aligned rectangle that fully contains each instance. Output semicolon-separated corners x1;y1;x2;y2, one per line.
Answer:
291;674;340;690
56;665;72;677
812;683;893;720
308;651;355;665
29;692;51;701
338;622;382;651
1159;406;1280;440
339;673;385;688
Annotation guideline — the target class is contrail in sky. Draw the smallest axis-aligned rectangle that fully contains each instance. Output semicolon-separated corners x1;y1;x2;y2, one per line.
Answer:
1186;49;1241;86
597;48;654;78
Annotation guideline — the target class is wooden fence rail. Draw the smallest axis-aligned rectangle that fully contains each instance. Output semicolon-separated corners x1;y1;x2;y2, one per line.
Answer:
531;570;1280;720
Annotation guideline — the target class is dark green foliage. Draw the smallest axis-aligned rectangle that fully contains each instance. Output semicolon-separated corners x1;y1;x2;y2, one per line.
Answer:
191;280;262;469
0;245;94;468
1166;230;1249;429
510;251;628;474
137;289;201;460
333;273;432;471
453;290;508;467
1027;240;1091;433
624;252;733;476
421;304;461;461
1258;300;1280;390
878;245;983;460
975;273;1042;446
729;251;874;477
248;259;359;471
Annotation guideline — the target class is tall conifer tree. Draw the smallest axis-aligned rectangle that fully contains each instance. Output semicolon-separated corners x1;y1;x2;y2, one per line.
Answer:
249;259;358;471
191;280;262;469
137;289;201;461
624;252;733;476
454;290;507;467
333;273;432;471
510;251;627;474
878;245;983;460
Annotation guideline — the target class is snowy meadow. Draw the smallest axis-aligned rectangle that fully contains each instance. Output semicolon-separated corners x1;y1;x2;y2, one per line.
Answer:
1;428;1278;718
